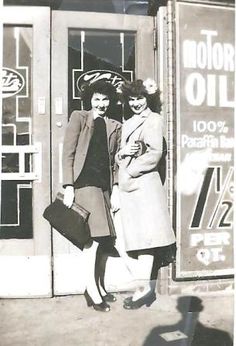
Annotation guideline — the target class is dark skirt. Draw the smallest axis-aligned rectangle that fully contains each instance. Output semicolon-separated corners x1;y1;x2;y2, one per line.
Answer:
127;242;176;268
74;186;116;239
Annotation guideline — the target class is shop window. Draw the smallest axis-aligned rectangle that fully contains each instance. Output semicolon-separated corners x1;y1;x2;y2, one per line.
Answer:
1;26;33;239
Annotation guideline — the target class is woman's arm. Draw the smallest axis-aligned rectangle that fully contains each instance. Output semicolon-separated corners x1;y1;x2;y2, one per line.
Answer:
112;123;122;184
111;123;122;212
63;185;75;208
115;142;140;165
62;111;82;187
126;114;163;178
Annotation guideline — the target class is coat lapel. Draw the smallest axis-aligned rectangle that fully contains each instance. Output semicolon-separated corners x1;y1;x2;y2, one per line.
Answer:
85;113;116;142
84;113;116;150
123;108;151;144
84;110;94;140
105;118;117;142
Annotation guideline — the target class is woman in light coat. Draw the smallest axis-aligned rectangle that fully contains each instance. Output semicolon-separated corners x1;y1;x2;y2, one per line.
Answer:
116;79;176;309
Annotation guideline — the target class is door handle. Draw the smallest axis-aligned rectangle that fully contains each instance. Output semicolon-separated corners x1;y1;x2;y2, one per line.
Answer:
56;121;63;128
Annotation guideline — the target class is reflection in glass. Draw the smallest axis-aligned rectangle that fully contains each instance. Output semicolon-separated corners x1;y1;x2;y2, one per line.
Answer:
2;153;19;173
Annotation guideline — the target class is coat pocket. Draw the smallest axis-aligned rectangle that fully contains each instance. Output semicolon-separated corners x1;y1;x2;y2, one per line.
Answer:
119;168;139;192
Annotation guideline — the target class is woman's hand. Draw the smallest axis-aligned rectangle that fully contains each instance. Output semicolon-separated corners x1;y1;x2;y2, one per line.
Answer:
120;142;140;157
110;185;120;213
63;185;74;208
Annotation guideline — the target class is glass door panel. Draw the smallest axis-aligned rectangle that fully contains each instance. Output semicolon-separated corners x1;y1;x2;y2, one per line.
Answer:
52;11;155;295
68;29;135;121
0;7;51;297
1;25;33;239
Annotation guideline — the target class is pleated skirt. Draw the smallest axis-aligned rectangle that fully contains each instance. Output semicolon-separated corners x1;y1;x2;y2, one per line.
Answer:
74;186;116;238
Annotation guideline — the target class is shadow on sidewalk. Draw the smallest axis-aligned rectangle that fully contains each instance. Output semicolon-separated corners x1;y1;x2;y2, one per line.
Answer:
143;296;233;346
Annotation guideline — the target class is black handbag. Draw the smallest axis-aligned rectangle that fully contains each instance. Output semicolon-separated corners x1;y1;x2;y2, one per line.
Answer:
43;192;90;249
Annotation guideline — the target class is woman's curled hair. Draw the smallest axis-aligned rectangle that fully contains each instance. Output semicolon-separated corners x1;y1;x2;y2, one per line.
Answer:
80;80;118;108
121;79;162;114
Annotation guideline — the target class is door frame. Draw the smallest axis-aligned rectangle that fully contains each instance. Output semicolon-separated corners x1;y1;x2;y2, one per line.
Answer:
51;11;156;295
0;7;52;297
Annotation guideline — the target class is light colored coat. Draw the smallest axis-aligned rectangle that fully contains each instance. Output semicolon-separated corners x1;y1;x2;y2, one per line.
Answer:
116;108;175;251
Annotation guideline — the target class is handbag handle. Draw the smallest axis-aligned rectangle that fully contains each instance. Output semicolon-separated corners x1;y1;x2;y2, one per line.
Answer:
56;192;90;221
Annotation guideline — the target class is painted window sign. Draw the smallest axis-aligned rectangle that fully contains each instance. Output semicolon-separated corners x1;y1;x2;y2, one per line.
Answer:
175;3;234;278
74;69;126;96
2;67;27;98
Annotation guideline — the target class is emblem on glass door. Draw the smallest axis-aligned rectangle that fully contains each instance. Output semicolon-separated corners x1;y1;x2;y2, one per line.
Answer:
75;69;126;94
2;67;26;98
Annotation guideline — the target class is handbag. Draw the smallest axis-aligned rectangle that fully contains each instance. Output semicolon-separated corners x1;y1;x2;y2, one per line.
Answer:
134;140;147;157
43;192;90;249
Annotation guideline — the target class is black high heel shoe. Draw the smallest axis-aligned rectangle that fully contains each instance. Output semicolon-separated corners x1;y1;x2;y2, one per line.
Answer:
84;290;110;312
123;291;156;310
103;293;117;303
123;296;132;305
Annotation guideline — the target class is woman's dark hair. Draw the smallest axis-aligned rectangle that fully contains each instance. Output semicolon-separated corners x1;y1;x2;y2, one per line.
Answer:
80;80;118;108
121;79;162;115
121;79;148;99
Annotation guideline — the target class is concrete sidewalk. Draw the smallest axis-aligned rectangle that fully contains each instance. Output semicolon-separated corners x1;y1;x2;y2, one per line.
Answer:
0;292;234;346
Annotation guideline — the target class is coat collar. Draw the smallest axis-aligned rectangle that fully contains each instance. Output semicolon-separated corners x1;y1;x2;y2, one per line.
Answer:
105;117;119;139
84;110;118;141
137;107;152;118
123;108;151;143
84;110;94;129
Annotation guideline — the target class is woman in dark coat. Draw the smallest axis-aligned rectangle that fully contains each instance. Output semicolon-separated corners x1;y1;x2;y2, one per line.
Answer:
116;79;176;309
62;81;121;312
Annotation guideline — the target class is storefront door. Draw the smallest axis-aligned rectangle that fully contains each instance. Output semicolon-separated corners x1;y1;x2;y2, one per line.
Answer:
1;8;156;297
0;7;52;297
51;11;156;294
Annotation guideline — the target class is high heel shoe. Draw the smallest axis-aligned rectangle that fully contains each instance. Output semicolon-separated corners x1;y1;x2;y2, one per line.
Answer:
84;290;110;312
123;291;156;310
123;292;156;305
92;301;110;312
84;290;93;307
123;296;132;305
103;293;117;303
